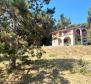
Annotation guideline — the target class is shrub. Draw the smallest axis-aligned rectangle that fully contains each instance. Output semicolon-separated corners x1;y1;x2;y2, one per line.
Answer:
31;46;46;59
72;59;88;74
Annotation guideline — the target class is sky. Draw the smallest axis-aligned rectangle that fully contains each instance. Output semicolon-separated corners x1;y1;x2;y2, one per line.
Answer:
46;0;91;24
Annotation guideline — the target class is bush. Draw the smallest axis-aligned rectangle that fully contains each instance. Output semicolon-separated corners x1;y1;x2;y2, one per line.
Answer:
72;59;88;74
31;46;46;59
87;41;91;45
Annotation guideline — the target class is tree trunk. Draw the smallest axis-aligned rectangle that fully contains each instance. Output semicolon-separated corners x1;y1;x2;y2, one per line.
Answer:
9;56;16;69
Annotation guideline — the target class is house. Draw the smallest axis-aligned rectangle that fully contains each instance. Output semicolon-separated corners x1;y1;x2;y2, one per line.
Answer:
52;26;88;46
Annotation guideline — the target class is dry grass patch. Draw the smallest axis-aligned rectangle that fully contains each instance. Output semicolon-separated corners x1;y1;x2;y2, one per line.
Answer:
0;45;91;84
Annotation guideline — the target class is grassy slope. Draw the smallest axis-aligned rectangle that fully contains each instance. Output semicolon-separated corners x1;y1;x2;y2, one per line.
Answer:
42;45;91;61
42;45;91;84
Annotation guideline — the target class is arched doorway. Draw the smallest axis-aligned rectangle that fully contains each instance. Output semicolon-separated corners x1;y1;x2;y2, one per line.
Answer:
82;29;88;45
75;29;81;44
82;29;87;36
76;29;80;35
64;37;71;46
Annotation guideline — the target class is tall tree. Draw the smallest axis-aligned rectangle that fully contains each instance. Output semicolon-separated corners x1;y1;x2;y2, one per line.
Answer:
13;0;55;46
88;8;91;28
0;0;54;70
88;8;91;42
57;14;71;29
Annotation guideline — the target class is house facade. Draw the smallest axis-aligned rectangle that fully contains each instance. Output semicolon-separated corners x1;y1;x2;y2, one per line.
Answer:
52;26;88;46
